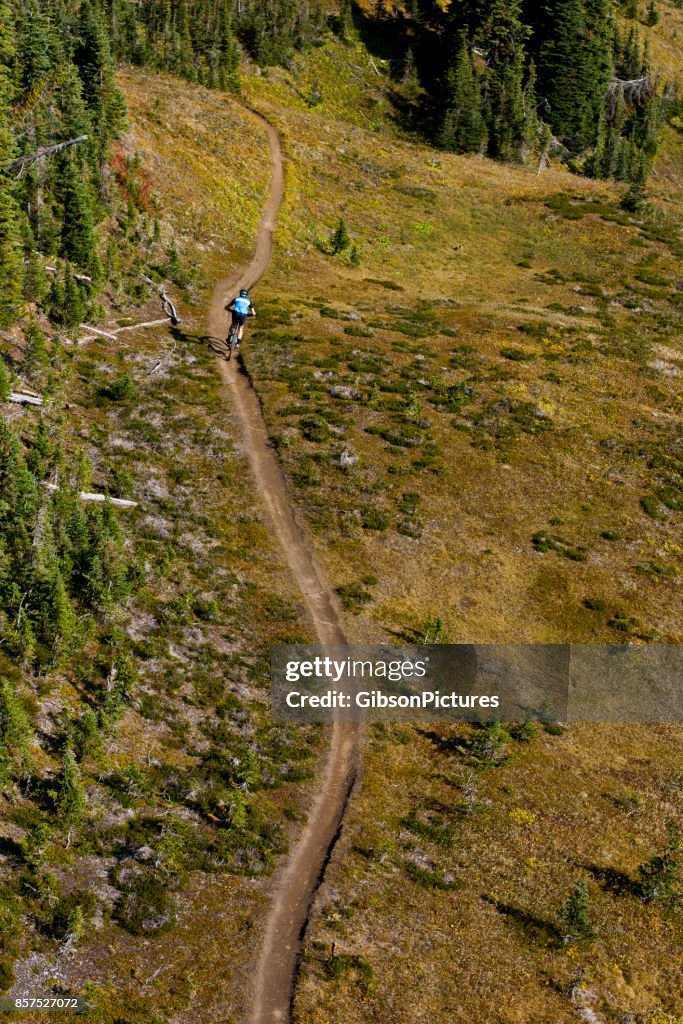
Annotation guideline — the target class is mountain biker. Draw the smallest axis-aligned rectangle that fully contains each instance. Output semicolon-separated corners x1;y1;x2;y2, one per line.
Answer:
226;288;256;348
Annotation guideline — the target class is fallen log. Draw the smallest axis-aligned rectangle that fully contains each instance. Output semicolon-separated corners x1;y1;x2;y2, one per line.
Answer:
43;482;138;508
8;391;43;406
3;135;89;176
45;265;92;284
79;324;117;340
114;317;174;333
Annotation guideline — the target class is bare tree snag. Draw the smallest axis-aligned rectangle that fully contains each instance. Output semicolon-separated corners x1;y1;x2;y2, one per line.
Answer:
606;77;656;117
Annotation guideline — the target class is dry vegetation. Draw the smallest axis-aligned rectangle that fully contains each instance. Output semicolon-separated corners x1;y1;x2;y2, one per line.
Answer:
240;49;682;646
231;30;681;1024
1;74;322;1024
2;11;681;1021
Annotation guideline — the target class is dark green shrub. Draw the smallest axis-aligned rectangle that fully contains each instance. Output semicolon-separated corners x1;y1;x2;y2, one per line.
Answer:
115;870;175;935
360;507;389;531
325;952;375;994
99;373;136;402
337;582;373;613
501;346;534;362
299;416;329;442
406;862;456;890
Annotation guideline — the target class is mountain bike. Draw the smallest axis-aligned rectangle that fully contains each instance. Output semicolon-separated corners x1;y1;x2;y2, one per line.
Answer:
226;320;241;361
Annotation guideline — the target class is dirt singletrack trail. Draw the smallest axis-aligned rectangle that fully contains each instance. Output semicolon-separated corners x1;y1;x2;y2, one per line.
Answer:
208;110;361;1024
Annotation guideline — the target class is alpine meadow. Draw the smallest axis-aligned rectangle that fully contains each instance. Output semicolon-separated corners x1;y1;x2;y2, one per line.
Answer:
0;1;682;1023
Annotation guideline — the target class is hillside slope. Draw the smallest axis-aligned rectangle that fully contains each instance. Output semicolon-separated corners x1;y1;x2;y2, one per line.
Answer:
0;11;680;1024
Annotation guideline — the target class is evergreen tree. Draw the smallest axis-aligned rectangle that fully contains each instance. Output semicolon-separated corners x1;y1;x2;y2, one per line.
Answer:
637;823;680;904
59;155;98;272
218;0;241;93
440;39;487;153
0;0;16;160
339;0;356;42
53;264;87;327
0;677;32;783
26;416;53;478
73;1;126;167
23;231;47;304
537;0;592;144
0;188;24;327
561;879;595;942
73;707;102;761
55;744;86;825
24;318;50;382
479;0;530;160
0;356;10;401
329;217;351;254
16;0;53;96
0;418;38;533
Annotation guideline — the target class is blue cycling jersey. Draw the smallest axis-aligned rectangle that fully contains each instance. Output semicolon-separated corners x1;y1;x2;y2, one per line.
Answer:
232;295;251;316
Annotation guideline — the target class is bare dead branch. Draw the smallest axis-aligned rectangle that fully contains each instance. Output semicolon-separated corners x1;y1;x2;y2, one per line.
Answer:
140;274;181;325
606;76;656;118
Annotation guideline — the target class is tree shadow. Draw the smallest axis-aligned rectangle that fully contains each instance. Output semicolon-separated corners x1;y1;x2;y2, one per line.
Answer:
0;835;22;859
416;726;468;755
583;862;641;898
180;331;229;358
481;893;563;946
342;0;447;139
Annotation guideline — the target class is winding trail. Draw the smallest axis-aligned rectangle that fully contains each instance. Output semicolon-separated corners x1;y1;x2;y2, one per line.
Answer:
208;111;361;1024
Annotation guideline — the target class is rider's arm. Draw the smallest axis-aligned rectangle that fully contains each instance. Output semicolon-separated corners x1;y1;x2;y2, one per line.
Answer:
226;298;236;311
249;303;256;317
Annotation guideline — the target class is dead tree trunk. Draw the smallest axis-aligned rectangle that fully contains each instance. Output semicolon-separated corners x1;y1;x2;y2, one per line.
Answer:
3;135;89;176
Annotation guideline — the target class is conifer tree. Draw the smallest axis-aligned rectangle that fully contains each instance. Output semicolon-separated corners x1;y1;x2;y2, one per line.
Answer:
339;0;356;42
62;264;87;326
561;879;595;942
26;417;53;478
60;155;98;272
330;217;351;254
440;39;487;153
479;0;530;160
0;418;38;533
24;318;50;383
16;0;53;95
537;0;592;144
0;0;15;159
0;677;32;783
22;229;47;304
0;186;23;327
55;744;86;825
637;823;680;904
0;356;10;401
